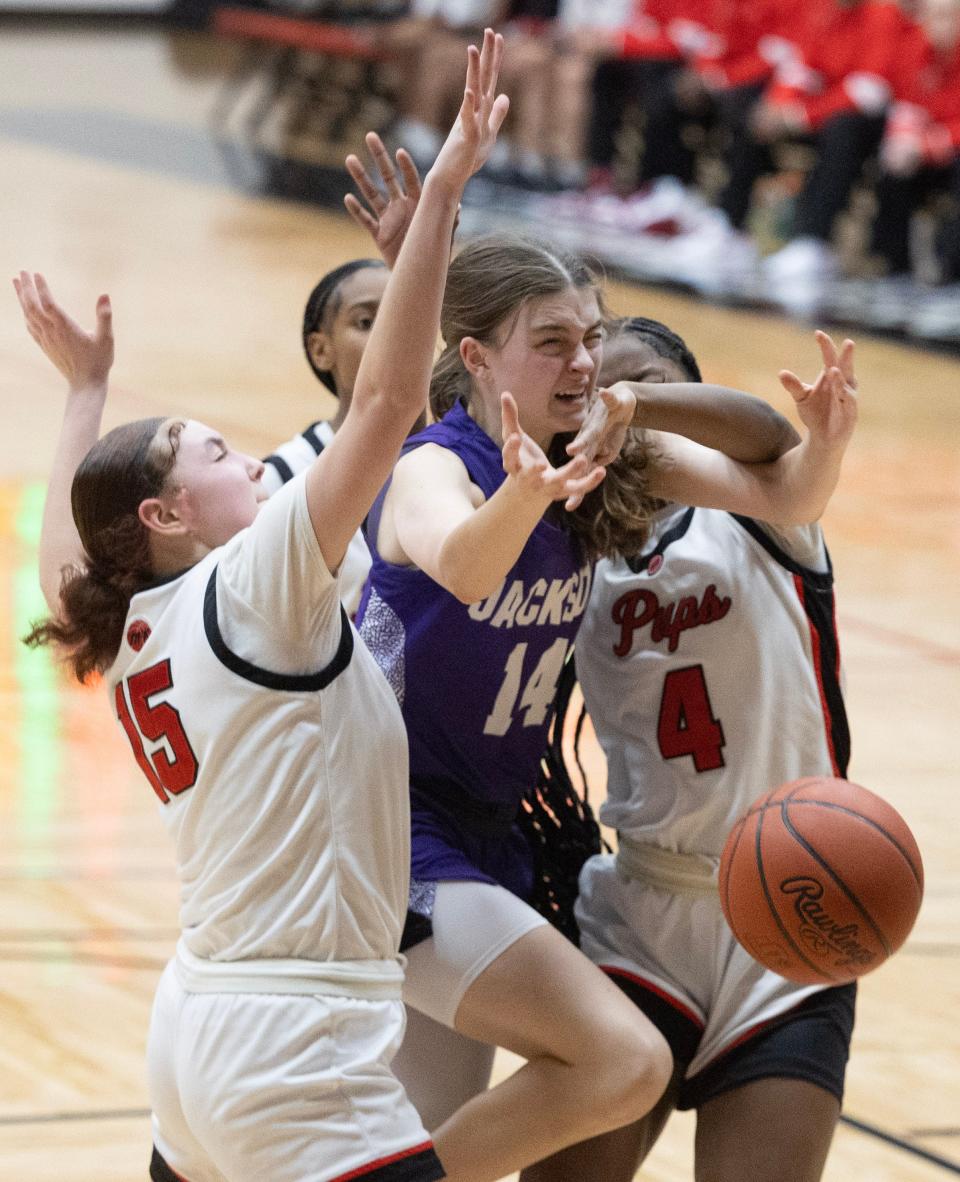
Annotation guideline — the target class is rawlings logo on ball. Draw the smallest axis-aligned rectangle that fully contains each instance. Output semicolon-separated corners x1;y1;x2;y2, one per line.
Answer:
780;877;875;969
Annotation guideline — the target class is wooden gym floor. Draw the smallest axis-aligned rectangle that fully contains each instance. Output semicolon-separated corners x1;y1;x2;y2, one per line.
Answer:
0;22;957;1182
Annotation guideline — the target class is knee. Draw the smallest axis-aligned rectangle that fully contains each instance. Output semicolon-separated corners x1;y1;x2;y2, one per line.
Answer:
592;1022;674;1131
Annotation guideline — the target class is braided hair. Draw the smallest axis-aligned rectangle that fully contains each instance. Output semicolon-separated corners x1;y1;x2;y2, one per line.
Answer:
517;653;607;944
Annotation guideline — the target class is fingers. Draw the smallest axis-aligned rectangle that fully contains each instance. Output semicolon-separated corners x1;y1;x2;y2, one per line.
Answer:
95;294;112;342
489;93;511;137
463;43;481;114
365;131;404;201
345;153;386;214
563;464;607;511
478;27;497;100
500;391;521;439
838;337;857;388
34;272;57;313
395;148;422;200
778;369;808;402
814;329;838;372
343;192;379;235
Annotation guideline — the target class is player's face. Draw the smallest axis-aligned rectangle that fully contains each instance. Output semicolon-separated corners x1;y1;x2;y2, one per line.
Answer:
165;420;267;548
600;336;688;386
480;286;603;448
307;267;389;399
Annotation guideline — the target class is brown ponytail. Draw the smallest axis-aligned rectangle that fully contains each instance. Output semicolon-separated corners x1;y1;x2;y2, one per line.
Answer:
24;418;182;682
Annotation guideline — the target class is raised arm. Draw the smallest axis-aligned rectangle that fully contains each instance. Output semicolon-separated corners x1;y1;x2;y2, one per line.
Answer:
305;29;510;574
646;333;858;524
14;272;113;611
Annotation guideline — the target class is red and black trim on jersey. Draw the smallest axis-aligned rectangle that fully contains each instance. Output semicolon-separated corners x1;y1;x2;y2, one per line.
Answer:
203;566;354;691
626;506;695;574
731;515;850;777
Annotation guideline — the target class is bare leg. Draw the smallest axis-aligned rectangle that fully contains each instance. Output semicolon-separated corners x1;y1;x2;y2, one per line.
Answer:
392;1005;495;1132
694;1078;840;1182
519;1055;683;1182
430;925;673;1182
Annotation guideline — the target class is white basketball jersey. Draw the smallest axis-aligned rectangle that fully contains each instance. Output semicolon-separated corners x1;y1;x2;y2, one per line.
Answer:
576;505;849;857
107;475;409;966
262;419;372;615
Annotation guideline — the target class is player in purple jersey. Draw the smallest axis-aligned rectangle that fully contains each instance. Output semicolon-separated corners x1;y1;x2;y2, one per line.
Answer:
357;228;858;1179
521;318;858;1182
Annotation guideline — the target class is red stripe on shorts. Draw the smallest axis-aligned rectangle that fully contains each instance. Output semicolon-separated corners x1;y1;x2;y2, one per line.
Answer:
601;965;706;1030
331;1140;438;1182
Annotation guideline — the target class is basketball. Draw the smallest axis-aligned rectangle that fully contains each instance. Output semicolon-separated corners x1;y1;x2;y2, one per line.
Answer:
719;777;924;985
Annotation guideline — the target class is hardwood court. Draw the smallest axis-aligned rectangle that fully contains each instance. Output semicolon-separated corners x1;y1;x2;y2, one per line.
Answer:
0;23;957;1182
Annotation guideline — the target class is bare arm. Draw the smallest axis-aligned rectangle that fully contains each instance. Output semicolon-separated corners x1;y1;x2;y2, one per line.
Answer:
14;273;113;611
647;334;858;525
304;29;510;574
383;394;604;603
569;381;800;467
630;382;800;460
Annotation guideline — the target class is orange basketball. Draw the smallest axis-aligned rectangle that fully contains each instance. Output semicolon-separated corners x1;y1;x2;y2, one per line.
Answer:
719;777;924;985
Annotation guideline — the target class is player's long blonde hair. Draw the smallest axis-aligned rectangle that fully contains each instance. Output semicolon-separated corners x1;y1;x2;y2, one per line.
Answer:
430;235;656;560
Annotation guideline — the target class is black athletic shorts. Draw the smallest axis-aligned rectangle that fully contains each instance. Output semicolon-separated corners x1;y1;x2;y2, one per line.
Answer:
608;973;857;1111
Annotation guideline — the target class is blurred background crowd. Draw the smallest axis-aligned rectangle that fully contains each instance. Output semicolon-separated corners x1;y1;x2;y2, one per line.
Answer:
184;0;960;342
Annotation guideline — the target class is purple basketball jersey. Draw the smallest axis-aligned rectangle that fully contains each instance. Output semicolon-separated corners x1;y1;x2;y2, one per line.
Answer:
360;400;592;806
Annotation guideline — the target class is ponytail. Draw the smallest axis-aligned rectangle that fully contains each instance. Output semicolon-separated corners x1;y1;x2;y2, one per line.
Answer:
23;418;181;682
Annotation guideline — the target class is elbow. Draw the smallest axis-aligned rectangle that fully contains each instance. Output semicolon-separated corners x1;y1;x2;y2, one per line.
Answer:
761;405;802;461
440;570;498;605
435;551;500;605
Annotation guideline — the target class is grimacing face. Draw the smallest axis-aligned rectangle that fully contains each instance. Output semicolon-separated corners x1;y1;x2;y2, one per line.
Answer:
470;285;604;448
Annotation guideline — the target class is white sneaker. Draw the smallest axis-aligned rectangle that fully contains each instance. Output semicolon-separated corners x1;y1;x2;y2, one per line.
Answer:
762;237;840;318
622;176;707;234
907;284;960;341
665;211;760;297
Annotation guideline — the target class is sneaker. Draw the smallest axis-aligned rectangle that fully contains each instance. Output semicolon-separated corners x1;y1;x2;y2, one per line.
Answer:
762;237;840;319
826;276;927;331
664;210;760;297
907;284;960;342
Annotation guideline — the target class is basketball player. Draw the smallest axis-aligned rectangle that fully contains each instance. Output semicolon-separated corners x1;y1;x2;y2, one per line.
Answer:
357;228;859;1181
521;318;858;1182
18;31;510;1182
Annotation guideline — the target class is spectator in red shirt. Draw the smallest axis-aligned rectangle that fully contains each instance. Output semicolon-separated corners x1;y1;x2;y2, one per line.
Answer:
868;0;960;336
746;0;908;313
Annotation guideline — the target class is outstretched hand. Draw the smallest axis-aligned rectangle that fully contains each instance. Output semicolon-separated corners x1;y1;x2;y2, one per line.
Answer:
344;133;424;268
566;383;637;466
779;331;858;451
430;28;510;193
501;392;606;511
14;271;113;391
